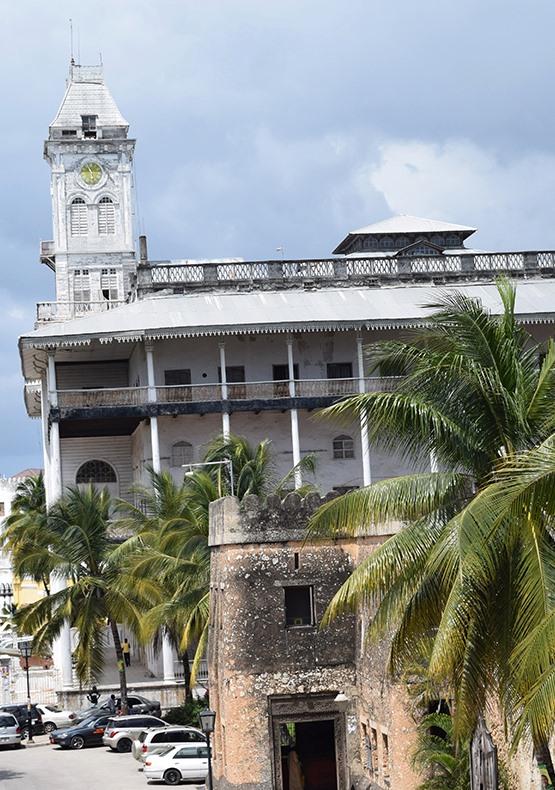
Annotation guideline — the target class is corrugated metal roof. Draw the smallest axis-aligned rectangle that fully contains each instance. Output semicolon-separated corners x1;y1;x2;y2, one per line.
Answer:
350;215;477;235
19;279;555;379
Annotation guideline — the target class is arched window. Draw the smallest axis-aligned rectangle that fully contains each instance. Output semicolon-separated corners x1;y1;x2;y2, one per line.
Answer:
70;198;88;236
333;435;355;459
171;441;194;468
98;196;116;235
76;460;117;484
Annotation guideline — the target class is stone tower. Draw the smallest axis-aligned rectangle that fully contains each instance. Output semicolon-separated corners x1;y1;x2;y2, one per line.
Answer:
40;62;137;321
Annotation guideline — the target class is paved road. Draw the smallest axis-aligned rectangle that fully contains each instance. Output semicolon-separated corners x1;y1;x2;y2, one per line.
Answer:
0;734;205;790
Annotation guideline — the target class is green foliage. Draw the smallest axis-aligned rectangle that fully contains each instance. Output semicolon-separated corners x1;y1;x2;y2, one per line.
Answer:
14;484;140;706
163;696;208;726
410;712;470;790
310;280;555;760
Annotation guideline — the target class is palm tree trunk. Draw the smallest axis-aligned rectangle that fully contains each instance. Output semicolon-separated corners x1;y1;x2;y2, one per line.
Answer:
109;619;128;715
535;740;555;786
181;649;192;701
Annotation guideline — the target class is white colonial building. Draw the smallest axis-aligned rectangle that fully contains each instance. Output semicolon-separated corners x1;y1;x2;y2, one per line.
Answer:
15;63;555;788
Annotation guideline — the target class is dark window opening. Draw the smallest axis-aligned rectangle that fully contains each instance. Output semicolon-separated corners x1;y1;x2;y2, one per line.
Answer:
273;363;299;396
81;115;98;138
218;366;246;399
62;130;77;137
326;362;353;379
284;586;314;627
165;369;192;386
333;435;355;459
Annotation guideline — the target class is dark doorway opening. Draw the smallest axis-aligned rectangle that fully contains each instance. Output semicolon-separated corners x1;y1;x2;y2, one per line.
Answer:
281;719;337;790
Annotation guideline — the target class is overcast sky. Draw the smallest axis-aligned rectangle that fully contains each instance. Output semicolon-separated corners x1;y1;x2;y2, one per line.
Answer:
1;0;555;476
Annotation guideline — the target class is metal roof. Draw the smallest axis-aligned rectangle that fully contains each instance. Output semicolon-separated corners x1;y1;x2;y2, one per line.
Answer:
19;279;555;379
333;215;477;255
49;65;129;133
349;215;477;235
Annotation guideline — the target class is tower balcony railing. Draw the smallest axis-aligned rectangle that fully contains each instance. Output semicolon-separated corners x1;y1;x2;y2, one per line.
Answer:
36;300;126;323
54;377;401;410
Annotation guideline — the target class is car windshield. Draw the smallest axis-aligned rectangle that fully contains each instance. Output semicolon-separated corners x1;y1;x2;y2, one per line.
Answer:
0;716;15;726
76;716;96;727
155;745;175;758
44;705;59;712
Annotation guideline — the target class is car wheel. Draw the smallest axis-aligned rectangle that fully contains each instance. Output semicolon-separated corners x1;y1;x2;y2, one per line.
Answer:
21;726;29;739
116;738;132;753
163;768;182;786
44;722;56;733
70;735;86;749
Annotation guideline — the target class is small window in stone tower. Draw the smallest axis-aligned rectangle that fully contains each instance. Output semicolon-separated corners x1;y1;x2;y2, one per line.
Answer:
81;115;97;138
284;586;314;627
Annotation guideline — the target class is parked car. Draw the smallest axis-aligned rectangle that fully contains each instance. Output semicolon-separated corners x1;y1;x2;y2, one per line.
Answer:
143;743;209;785
0;712;22;749
35;703;78;733
102;714;167;753
49;714;111;749
132;725;206;763
97;694;162;717
0;704;44;738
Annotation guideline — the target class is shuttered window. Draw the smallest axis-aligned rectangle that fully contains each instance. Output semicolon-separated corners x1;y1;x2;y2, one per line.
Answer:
98;197;116;235
70;198;88;235
101;268;119;301
73;269;91;303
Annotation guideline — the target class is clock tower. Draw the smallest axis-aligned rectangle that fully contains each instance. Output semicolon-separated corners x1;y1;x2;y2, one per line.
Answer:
41;62;137;320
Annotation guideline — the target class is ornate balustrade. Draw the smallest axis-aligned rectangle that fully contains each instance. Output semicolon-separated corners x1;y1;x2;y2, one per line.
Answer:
54;377;402;410
135;250;555;294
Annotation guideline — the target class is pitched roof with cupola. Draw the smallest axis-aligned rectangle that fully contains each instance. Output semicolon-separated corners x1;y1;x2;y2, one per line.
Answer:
333;214;477;256
49;64;129;138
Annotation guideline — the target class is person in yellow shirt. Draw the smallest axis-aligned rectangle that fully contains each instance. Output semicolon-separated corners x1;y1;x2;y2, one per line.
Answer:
122;638;131;667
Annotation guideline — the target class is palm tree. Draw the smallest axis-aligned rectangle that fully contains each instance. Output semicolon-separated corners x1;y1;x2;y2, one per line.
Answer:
118;434;317;694
308;280;555;776
115;469;209;699
14;485;142;712
1;473;54;595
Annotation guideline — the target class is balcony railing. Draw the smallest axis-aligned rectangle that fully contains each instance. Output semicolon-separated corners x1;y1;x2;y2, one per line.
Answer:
54;377;401;410
37;300;126;322
135;250;555;294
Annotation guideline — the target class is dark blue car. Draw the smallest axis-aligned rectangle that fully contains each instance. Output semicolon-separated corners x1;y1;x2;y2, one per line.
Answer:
50;714;111;749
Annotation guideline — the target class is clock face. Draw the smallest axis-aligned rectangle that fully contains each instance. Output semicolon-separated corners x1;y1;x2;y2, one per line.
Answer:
80;161;103;186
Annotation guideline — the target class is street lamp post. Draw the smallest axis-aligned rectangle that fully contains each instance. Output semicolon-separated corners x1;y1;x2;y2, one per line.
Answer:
198;708;216;790
18;640;33;743
183;459;235;497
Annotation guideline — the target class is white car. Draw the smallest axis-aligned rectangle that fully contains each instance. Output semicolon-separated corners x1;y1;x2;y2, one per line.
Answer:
35;703;78;733
0;712;22;749
143;743;209;785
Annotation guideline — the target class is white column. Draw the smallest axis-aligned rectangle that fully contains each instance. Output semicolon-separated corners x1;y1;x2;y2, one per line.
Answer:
47;352;73;688
287;336;302;488
145;343;161;473
162;635;175;682
46;352;63;505
40;377;52;507
219;341;230;438
357;334;371;486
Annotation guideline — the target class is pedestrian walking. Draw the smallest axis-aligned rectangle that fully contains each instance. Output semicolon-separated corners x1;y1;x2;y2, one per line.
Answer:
122;638;131;667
